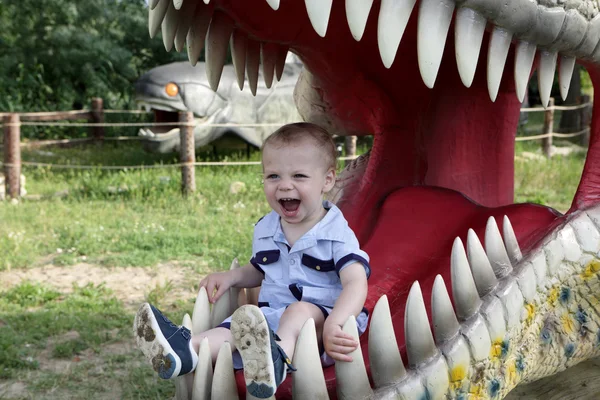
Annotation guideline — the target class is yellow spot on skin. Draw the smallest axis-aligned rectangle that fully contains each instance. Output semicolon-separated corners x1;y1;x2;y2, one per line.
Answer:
548;287;559;306
507;360;517;384
490;339;504;359
450;365;466;390
561;313;575;334
581;259;600;280
469;384;484;399
525;303;535;324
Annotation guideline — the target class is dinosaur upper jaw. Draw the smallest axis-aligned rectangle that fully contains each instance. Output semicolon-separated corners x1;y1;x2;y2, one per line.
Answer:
153;0;600;397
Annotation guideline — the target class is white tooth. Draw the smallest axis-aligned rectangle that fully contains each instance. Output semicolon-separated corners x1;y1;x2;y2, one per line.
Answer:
571;214;600;253
192;286;211;334
162;2;179;52
417;0;455;88
559;55;576;101
514;40;536;103
246;39;261;96
538;50;557;108
205;12;235;91
335;316;373;399
454;7;486;88
174;0;200;52
304;0;333;37
192;337;213;400
210;286;232;328
368;295;405;387
346;0;374;41
502;216;523;265
186;4;213;66
228;258;241;315
203;0;210;3
173;0;184;10
149;0;161;9
466;229;498;297
431;275;460;343
175;374;189;400
266;0;280;10
451;237;482;320
487;26;513;102
377;0;417;68
149;0;170;38
261;42;277;89
230;30;247;91
275;46;289;81
405;281;438;366
292;319;329;398
496;279;524;329
485;216;513;279
182;313;192;329
211;343;239;399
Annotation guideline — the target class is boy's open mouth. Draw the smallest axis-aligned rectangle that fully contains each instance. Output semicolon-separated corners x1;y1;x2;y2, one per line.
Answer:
278;198;301;216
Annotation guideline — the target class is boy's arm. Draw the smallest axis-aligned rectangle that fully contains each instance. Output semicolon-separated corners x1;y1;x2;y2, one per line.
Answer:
322;262;368;361
200;262;264;303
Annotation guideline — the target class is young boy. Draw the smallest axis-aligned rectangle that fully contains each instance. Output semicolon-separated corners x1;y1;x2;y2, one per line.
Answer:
133;122;370;398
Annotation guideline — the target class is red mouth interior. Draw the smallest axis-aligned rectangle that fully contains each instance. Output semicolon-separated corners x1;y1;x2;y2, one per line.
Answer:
213;0;600;397
279;198;301;212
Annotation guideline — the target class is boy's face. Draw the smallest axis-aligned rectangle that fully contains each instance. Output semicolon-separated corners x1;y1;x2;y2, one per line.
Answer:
262;137;335;226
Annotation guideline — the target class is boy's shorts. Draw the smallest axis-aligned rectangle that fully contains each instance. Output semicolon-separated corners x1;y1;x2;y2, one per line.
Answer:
218;303;369;368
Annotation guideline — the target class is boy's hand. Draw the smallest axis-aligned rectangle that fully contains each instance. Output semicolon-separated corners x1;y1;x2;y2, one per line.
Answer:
199;272;234;303
322;321;359;362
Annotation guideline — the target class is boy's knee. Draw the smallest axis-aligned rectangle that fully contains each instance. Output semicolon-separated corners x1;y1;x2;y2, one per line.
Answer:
284;301;322;319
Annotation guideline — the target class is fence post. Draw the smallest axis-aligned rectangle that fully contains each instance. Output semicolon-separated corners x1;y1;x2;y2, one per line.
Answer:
579;94;591;146
3;114;21;199
91;97;105;141
179;111;196;195
542;97;554;158
344;135;357;167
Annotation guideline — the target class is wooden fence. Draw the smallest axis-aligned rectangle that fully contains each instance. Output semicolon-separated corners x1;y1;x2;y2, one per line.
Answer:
0;96;595;200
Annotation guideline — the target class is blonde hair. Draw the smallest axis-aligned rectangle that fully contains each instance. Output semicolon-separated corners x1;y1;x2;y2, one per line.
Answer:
262;123;337;170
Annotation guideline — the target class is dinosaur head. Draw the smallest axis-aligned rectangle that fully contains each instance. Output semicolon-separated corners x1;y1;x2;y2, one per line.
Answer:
152;0;600;398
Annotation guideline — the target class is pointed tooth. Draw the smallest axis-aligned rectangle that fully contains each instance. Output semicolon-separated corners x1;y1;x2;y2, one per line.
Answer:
149;0;170;38
230;30;247;91
305;0;333;37
261;42;277;89
559;55;576;101
149;0;160;10
487;26;513;102
377;0;417;68
182;313;192;330
274;46;289;81
186;4;213;66
265;0;280;10
210;287;232;328
192;286;211;334
192;337;213;400
502;216;523;265
368;295;405;387
175;374;190;400
451;237;482;320
454;7;486;88
246;39;261;96
405;281;438;366
292;319;329;398
485;216;513;278
211;343;239;399
538;50;558;108
162;2;179;52
203;0;210;3
514;40;537;103
431;275;460;343
173;0;184;10
346;0;374;41
335;316;373;399
174;0;200;52
228;258;241;315
205;12;235;91
417;0;455;88
466;229;498;297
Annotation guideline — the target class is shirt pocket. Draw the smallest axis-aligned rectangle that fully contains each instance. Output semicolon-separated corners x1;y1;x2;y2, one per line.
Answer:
301;254;338;284
254;249;283;280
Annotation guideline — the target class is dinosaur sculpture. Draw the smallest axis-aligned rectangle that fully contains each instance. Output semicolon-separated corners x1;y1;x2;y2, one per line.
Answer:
147;0;600;398
135;60;302;153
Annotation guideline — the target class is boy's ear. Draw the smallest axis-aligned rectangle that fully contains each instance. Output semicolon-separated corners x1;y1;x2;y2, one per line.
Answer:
323;168;336;193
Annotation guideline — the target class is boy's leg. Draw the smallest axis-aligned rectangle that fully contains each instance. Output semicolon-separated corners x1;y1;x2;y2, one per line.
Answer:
276;301;326;359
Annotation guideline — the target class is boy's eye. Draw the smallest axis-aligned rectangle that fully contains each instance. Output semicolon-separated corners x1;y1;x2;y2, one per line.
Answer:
294;174;308;179
266;174;279;180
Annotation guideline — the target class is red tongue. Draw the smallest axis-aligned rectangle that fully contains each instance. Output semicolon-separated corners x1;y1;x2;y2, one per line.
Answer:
281;199;300;211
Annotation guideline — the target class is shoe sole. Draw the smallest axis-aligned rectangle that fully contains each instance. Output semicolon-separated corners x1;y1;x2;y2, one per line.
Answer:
231;305;276;398
133;303;182;379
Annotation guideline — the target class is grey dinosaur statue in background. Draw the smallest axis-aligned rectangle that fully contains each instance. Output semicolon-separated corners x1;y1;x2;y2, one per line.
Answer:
134;57;302;153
